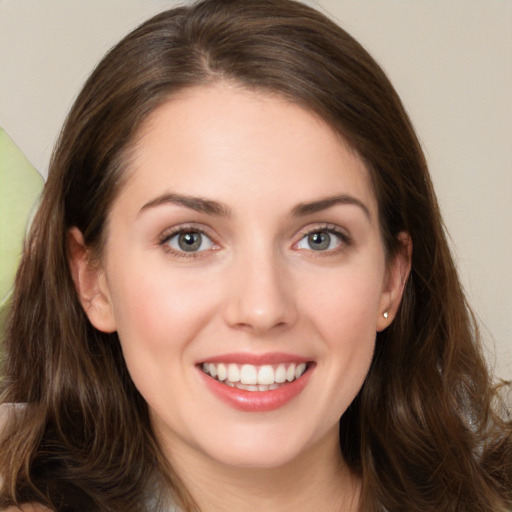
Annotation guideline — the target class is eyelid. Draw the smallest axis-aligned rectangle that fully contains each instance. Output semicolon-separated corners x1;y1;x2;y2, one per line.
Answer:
293;223;353;252
158;223;220;258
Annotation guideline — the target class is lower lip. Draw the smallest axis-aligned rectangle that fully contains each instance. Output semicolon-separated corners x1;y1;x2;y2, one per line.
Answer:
198;365;314;412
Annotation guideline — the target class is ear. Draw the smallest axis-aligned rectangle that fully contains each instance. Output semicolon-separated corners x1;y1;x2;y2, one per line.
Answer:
376;232;412;332
68;227;117;333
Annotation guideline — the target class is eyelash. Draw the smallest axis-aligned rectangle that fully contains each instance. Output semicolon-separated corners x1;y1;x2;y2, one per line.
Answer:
157;223;352;259
158;224;217;259
295;224;353;255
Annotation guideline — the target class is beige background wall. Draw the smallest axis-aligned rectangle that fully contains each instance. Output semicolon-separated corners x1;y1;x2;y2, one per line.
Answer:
0;0;510;380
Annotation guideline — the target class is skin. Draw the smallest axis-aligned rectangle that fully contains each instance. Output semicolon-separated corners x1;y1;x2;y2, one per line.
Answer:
71;83;411;511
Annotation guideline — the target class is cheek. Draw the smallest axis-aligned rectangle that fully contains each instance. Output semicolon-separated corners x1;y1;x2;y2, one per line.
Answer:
106;263;224;415
107;262;220;360
299;263;383;409
302;261;384;343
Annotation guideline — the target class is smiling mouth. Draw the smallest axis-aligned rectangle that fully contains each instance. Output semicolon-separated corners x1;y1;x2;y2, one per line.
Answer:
200;362;309;392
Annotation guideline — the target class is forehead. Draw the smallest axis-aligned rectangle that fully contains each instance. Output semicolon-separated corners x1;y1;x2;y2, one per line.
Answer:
116;83;377;218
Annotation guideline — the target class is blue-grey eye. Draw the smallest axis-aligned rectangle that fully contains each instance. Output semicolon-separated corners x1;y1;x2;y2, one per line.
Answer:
296;231;342;251
167;231;214;252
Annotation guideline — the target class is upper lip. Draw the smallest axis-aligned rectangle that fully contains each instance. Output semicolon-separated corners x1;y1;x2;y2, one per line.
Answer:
198;352;311;365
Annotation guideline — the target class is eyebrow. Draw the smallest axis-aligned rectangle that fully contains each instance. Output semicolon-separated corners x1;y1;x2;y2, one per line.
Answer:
291;194;371;220
138;192;370;220
139;193;231;217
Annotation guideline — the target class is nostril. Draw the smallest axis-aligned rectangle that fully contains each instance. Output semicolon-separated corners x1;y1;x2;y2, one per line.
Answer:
223;299;298;333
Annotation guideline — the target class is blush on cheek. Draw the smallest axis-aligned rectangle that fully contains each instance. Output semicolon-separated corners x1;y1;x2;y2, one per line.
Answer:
310;286;381;342
116;273;219;353
312;288;379;390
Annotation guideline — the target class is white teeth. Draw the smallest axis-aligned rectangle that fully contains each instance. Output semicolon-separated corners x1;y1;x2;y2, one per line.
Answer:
295;363;307;379
257;365;274;385
275;364;287;383
240;364;258;385
236;383;259;391
227;364;240;383
201;361;309;389
217;363;227;381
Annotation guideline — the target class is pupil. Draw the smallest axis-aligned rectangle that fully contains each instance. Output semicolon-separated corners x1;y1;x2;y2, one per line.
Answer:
178;232;201;251
308;232;330;251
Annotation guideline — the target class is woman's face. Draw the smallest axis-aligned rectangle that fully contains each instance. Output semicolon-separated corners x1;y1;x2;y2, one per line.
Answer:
76;83;409;470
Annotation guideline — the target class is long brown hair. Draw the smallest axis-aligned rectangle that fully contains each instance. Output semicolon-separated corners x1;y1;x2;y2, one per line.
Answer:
1;0;510;510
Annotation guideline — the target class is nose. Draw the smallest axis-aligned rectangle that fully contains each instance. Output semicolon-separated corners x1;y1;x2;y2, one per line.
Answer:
223;248;298;335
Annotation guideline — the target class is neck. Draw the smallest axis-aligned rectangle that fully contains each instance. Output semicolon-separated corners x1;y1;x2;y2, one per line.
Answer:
161;425;361;512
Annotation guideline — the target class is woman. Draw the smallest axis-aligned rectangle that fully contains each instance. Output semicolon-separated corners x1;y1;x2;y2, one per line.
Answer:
1;0;510;510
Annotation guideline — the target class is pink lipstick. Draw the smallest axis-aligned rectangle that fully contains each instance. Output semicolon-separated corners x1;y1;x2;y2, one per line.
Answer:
197;353;314;412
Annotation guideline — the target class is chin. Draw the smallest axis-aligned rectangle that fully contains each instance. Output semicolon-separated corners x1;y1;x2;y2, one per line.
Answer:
206;442;305;470
192;420;324;471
